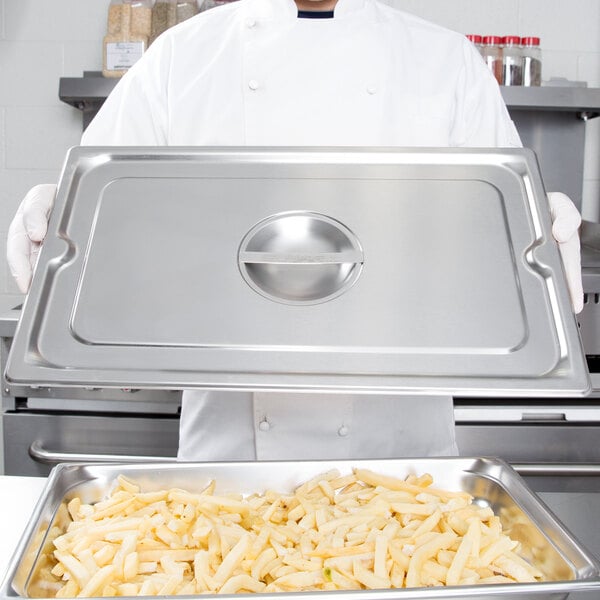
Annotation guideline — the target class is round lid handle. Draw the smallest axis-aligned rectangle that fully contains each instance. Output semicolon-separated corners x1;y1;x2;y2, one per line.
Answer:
238;211;364;305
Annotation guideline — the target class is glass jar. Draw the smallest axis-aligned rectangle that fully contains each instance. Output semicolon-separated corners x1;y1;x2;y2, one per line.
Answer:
103;0;150;78
502;35;523;86
481;36;503;85
521;36;542;86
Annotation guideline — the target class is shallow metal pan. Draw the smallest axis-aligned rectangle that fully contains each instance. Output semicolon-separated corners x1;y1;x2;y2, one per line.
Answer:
1;458;599;599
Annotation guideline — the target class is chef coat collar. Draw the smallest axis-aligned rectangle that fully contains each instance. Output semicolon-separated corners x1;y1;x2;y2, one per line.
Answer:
248;0;367;21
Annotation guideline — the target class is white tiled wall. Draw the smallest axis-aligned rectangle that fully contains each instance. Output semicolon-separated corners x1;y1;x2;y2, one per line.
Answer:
0;0;110;307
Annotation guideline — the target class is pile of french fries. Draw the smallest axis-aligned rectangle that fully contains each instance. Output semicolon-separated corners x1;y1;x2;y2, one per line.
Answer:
33;468;543;597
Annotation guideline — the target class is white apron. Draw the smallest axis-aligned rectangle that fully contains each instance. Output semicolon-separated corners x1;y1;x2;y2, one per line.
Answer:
178;391;459;461
81;0;522;461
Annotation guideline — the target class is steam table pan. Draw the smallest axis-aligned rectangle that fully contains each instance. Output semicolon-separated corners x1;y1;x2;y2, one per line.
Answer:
1;458;599;599
4;146;590;396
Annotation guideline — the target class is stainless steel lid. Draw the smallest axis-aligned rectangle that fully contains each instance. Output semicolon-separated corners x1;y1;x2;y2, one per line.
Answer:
5;146;590;396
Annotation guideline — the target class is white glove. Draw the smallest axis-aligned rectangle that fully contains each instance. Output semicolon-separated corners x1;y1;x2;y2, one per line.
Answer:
548;191;583;314
7;184;57;294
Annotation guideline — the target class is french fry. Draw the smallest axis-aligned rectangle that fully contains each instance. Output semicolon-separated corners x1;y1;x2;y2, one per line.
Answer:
219;573;266;594
77;564;115;597
352;559;389;589
213;533;250;587
405;532;457;588
271;569;323;589
446;536;472;586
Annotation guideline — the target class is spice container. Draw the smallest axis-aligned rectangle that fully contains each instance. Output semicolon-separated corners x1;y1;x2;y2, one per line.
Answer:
502;35;523;86
103;0;151;78
481;35;503;85
522;36;542;86
131;1;152;37
150;0;177;45
176;1;199;23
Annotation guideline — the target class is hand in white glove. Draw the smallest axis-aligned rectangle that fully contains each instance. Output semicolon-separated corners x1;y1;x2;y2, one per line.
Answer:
7;184;57;294
548;191;583;314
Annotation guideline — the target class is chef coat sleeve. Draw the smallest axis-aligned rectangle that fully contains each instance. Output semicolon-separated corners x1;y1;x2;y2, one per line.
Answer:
451;39;522;148
81;35;172;146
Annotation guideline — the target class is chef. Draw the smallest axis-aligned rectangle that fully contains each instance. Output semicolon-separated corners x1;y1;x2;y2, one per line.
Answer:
7;0;583;461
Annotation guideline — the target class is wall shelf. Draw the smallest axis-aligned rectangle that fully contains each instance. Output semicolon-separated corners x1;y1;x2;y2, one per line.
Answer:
60;73;600;128
500;86;600;119
59;72;118;129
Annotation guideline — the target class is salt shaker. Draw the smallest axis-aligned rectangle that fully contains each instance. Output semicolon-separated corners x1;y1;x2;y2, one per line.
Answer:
502;36;523;86
481;36;503;85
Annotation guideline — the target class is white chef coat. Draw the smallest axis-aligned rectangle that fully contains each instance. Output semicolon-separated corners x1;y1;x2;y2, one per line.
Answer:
178;393;459;461
81;0;522;461
83;0;521;149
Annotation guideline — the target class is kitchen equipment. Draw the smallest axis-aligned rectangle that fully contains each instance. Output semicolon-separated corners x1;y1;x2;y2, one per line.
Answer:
3;146;589;396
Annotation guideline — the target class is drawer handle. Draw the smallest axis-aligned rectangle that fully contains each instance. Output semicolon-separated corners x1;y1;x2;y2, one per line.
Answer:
29;440;175;465
513;463;600;476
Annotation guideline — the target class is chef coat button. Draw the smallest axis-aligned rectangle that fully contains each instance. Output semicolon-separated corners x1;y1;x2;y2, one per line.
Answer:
367;85;377;95
337;425;349;437
246;18;257;28
259;419;271;432
248;79;260;91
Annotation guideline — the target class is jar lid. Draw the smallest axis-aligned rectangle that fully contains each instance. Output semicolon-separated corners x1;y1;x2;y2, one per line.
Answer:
503;35;521;46
521;36;541;46
482;35;502;45
466;34;482;44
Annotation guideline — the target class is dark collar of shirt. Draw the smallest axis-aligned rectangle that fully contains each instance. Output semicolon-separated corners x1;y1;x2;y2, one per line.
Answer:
297;9;335;18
